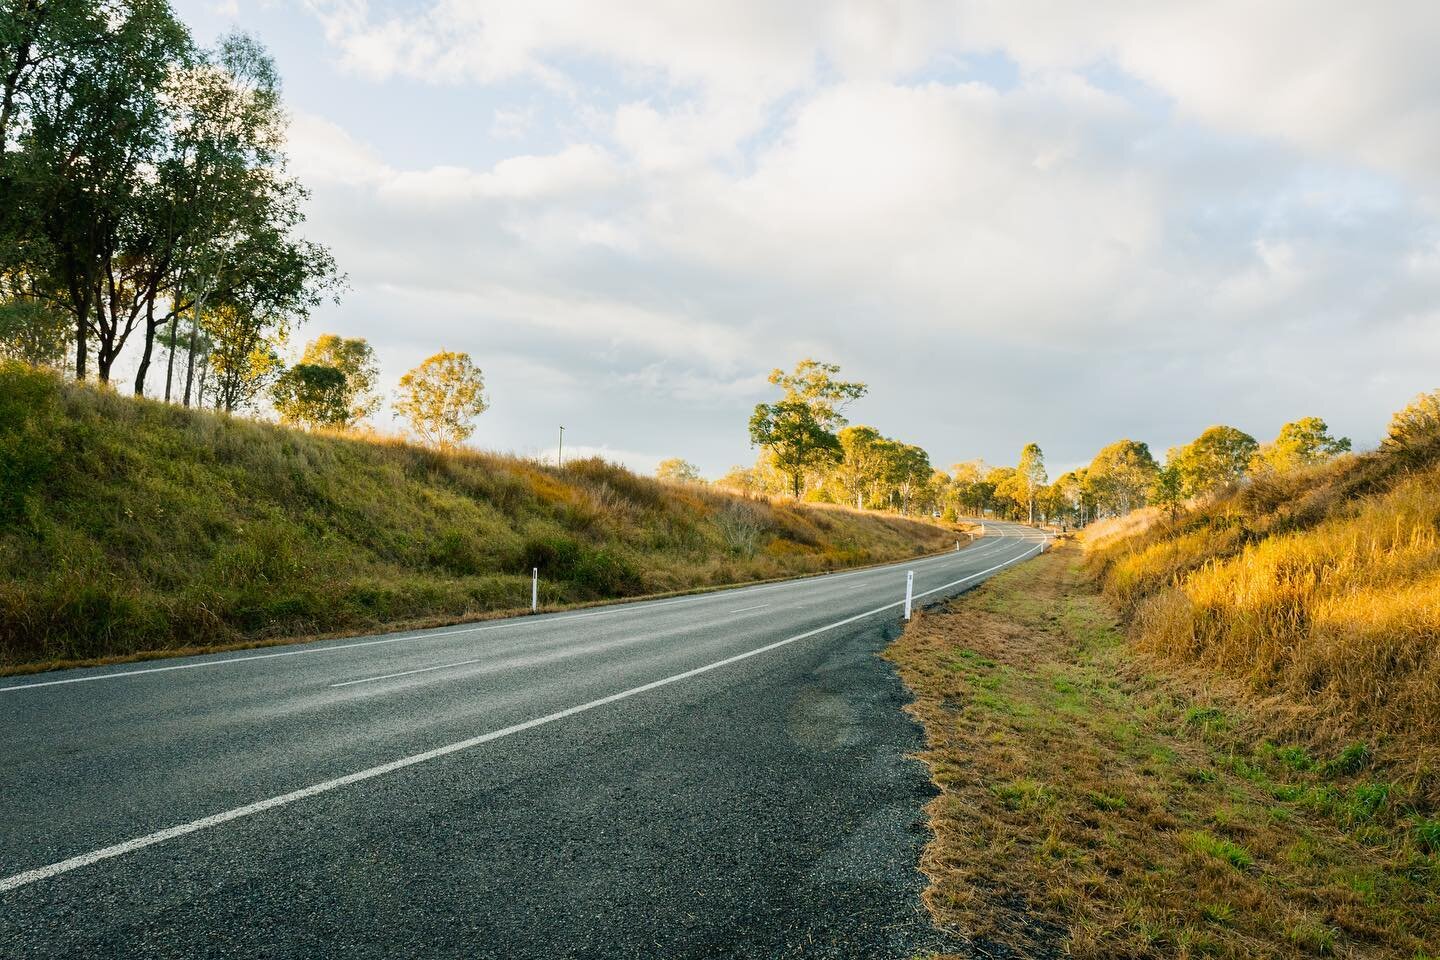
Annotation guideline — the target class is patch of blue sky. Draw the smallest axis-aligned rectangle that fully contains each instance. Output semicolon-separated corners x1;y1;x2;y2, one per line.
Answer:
172;0;597;169
903;47;1021;92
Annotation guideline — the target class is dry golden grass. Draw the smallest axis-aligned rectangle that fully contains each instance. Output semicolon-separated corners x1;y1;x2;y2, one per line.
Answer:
1085;452;1440;779
888;546;1440;959
0;363;960;670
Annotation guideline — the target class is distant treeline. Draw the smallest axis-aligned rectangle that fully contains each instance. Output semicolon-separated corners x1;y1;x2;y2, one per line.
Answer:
714;359;1434;532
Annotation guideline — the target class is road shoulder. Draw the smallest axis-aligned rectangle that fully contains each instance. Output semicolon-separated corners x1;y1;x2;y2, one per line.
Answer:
887;543;1439;959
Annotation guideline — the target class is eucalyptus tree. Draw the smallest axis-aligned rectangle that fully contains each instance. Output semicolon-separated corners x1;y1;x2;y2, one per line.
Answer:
748;398;841;498
271;362;348;428
0;296;68;363
298;334;379;427
2;7;339;396
1252;417;1351;472
1170;425;1258;498
655;458;704;484
883;440;932;515
1151;462;1184;521
1382;389;1440;462
12;0;189;380
395;350;489;448
1085;439;1159;516
949;460;992;517
1;0;115;274
162;34;341;407
834;425;886;509
766;358;867;431
1016;442;1047;524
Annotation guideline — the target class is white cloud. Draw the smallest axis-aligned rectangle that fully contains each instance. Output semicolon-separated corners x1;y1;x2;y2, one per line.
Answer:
265;1;1440;474
956;1;1440;192
286;110;391;185
301;0;1440;188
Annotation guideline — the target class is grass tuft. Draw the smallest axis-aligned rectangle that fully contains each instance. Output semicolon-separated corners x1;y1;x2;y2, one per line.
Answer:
1184;831;1253;870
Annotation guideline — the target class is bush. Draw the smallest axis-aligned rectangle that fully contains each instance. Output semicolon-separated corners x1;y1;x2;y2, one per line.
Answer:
573;547;643;595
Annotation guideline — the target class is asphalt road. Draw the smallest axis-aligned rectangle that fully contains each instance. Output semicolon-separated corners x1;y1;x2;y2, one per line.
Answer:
0;521;1047;958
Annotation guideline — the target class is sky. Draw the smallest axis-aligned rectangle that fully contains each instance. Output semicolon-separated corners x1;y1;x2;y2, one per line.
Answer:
171;0;1440;477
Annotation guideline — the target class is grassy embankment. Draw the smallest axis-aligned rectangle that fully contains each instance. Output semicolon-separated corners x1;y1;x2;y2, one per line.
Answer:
0;363;959;673
891;441;1440;958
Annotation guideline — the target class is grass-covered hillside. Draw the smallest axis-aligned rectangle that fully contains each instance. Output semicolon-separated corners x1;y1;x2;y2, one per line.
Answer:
1085;423;1440;770
0;363;957;672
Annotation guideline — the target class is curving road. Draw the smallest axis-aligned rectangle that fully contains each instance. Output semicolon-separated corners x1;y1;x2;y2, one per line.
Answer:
0;521;1047;958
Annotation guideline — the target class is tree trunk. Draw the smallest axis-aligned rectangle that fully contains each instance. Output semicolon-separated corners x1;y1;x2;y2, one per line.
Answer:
0;0;39;152
196;353;210;409
134;297;157;396
182;291;202;406
163;310;178;402
94;281;114;383
73;291;89;381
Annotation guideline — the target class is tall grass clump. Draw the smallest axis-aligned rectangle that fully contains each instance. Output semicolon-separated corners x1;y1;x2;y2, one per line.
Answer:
1085;427;1440;762
0;363;957;670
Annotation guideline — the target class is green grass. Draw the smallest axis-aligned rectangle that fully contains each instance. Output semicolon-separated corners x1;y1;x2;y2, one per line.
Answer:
1325;741;1373;777
0;363;960;670
1184;831;1253;870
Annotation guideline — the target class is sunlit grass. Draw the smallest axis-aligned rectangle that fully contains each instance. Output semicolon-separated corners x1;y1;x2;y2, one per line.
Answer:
0;363;959;670
1086;448;1440;764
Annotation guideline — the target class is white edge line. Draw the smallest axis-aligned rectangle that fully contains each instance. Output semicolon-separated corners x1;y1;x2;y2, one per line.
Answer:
0;539;1044;894
322;541;1015;690
0;533;1021;694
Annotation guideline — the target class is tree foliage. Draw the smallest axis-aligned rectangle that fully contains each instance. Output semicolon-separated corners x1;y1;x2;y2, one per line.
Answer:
1383;390;1440;458
394;350;488;448
884;440;932;514
201;302;280;412
655;457;704;484
1169;425;1258;498
1016;442;1047;523
1253;417;1350;472
271;362;347;428
299;333;379;427
767;358;867;431
834;425;887;508
0;296;69;365
748;398;841;498
1085;439;1159;516
0;7;339;395
1151;462;1184;521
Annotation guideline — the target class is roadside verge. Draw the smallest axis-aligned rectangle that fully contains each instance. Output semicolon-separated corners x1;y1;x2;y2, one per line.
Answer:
886;543;1439;959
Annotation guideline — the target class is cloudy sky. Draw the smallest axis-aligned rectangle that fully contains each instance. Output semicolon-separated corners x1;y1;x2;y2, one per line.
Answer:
174;0;1440;476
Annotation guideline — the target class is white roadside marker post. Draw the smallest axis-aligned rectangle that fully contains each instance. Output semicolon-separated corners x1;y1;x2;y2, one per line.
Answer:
531;567;538;612
904;570;914;621
956;540;960;552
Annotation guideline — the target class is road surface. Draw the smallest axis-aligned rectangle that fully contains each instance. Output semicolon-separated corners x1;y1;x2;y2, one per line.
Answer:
0;521;1047;958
